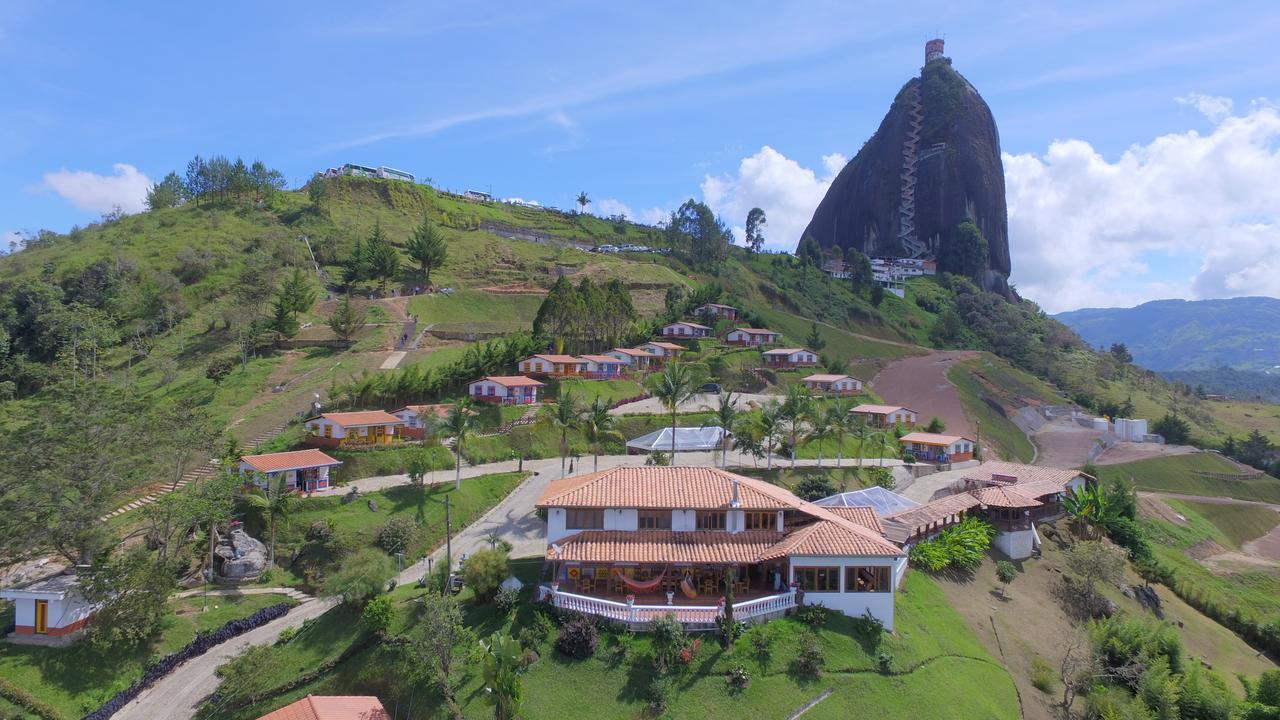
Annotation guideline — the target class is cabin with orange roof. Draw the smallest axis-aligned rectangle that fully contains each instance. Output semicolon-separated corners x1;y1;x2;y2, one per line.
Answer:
761;348;818;369
467;375;545;405
725;328;780;347
899;432;974;464
851;404;918;428
802;373;863;395
239;448;343;493
518;354;589;377
304;411;405;448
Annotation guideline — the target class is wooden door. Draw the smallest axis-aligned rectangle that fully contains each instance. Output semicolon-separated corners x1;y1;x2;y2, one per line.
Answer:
34;600;48;634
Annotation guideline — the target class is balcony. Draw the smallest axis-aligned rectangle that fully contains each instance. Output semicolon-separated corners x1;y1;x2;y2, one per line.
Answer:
539;586;797;631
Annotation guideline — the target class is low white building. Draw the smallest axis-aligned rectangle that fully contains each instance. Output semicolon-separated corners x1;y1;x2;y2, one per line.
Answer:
0;574;100;646
802;374;863;395
725;328;781;347
467;376;545;405
639;341;685;359
536;467;907;630
660;321;712;339
239;448;343;493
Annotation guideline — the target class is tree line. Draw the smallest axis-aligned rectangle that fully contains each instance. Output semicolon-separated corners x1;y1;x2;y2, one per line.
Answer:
343;216;449;294
532;277;639;354
146;155;288;210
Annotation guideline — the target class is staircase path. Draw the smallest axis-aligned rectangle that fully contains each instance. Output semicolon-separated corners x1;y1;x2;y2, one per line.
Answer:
172;586;315;604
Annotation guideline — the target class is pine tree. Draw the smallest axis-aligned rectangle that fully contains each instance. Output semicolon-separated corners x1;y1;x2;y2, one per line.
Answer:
404;215;448;285
364;223;401;295
344;237;367;285
329;295;367;343
806;322;825;350
269;294;299;339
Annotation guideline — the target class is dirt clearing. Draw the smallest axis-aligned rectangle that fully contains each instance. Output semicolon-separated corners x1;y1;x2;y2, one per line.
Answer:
870;350;977;438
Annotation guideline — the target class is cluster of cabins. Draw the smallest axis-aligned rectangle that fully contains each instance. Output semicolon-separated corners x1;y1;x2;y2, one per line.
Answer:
535;460;1092;632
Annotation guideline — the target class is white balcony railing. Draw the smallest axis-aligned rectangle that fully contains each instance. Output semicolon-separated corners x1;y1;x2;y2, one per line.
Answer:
539;586;796;628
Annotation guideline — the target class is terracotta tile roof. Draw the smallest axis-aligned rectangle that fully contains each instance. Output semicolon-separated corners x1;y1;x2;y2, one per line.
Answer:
611;347;653;357
759;519;899;560
824;507;883;534
537;467;794;510
257;695;388;720
549;530;783;564
973;486;1042;508
316;411;402;427
852;404;913;415
538;467;903;557
644;341;685;351
960;461;1087;490
762;348;808;356
883;493;981;537
1011;480;1072;499
529;354;586;364
900;431;972;446
241;449;342;473
579;354;625;364
804;374;856;383
731;328;778;335
472;375;545;388
394;404;452;418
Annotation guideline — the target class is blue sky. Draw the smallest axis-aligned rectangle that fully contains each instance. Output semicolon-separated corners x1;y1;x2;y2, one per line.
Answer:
2;1;1279;311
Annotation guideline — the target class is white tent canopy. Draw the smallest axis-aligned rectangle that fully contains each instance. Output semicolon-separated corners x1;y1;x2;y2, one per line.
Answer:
815;486;919;516
626;426;727;453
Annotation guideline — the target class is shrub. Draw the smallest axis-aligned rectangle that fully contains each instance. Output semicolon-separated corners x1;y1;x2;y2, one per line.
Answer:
325;548;396;606
795;602;830;628
374;517;418;555
650;612;687;673
795;473;838;501
727;664;751;690
361;595;395;636
792;632;825;678
494;586;520;615
1030;656;1055;693
876;650;894;674
646;676;671;715
908;517;996;571
205;355;236;383
462;548;509;602
275;626;299;646
555;616;599;659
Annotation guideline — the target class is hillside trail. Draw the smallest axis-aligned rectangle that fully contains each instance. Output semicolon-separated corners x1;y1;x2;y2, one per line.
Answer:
869;350;978;438
1139;491;1280;566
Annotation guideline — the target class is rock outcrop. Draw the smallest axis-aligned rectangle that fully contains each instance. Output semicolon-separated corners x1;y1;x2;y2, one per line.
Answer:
800;44;1012;296
213;527;268;583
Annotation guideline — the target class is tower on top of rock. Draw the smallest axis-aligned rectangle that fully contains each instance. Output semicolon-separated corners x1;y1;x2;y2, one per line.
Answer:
925;38;945;63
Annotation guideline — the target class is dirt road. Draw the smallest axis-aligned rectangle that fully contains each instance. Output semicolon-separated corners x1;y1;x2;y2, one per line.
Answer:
869;350;978;437
1030;416;1104;469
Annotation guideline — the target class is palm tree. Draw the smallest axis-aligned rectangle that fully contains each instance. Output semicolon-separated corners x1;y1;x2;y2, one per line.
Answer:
242;475;298;569
579;396;614;473
540;391;582;477
1063;485;1113;539
576;191;590;214
806;405;835;468
705;392;738;468
439;401;474;490
851;419;874;468
826;399;854;468
871;430;892;467
756;400;783;471
780;384;812;469
649;363;697;462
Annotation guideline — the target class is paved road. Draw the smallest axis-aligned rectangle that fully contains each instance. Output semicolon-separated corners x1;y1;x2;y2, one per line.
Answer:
869;350;978;439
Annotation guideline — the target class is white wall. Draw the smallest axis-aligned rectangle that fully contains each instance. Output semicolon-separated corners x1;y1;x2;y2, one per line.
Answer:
604;508;637;531
787;555;901;630
993;530;1035;560
309;418;348;439
727;510;743;533
547;508;569;543
672;509;696;531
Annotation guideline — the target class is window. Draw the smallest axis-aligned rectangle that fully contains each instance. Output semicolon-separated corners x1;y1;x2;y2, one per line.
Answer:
565;509;604;530
794;566;840;592
744;512;776;531
638;510;671;530
696;511;726;530
845;566;891;593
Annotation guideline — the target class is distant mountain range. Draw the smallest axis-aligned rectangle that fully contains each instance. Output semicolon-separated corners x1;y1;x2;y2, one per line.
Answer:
1054;297;1280;372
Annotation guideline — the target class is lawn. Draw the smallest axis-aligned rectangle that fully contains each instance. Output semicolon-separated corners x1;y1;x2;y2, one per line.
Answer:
214;562;1018;720
736;466;879;494
406;289;543;331
1095;453;1280;503
1169;499;1280;548
276;472;527;568
947;357;1036;463
755;308;918;361
0;592;295;719
327;444;455;484
555;378;645;406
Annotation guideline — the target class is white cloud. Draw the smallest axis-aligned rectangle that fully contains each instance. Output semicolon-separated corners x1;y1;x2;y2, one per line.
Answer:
1004;99;1280;311
504;197;541;206
700;146;845;248
548;110;576;130
42;163;151;215
1176;93;1234;122
593;198;669;226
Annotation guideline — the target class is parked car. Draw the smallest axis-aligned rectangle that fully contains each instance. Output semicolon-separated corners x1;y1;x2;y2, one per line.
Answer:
701;383;721;395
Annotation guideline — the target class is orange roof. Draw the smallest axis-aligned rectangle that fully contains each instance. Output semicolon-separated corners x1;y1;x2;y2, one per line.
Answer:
528;354;586;364
550;530;782;564
804;374;856;383
611;347;653;357
824;506;883;534
759;519;898;560
900;431;972;446
315;411;402;427
472;375;545;388
973;486;1042;508
1012;480;1071;498
538;467;793;510
579;354;626;364
960;461;1088;490
852;404;913;415
644;341;685;351
539;467;902;557
241;449;342;473
762;348;810;356
257;695;388;720
883;493;982;535
730;328;778;335
394;404;452;418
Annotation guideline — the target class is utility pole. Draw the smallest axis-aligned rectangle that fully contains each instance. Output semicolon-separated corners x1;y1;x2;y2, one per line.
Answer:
444;496;452;577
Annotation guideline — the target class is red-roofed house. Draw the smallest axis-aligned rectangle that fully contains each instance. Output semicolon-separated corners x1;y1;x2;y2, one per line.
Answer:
518;354;589;377
467;376;545;405
660;321;712;339
899;432;975;463
851;404;918;428
639;341;686;359
579;354;627;379
694;302;738;322
536;466;907;630
256;695;388;720
391;404;452;440
305;411;405;448
761;348;818;369
239;449;343;493
607;347;658;372
725;328;781;347
803;374;864;395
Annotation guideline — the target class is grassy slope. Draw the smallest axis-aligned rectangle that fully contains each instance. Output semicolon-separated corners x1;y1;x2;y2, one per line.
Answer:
946;353;1070;463
224;565;1017;720
1096;453;1280;504
1171;499;1280;548
0;593;295;719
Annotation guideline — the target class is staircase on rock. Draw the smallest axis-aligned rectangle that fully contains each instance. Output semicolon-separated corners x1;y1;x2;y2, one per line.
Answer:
897;85;928;259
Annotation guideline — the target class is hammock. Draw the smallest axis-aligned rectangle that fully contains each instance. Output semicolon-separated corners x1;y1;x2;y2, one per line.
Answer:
613;569;666;593
680;574;698;599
